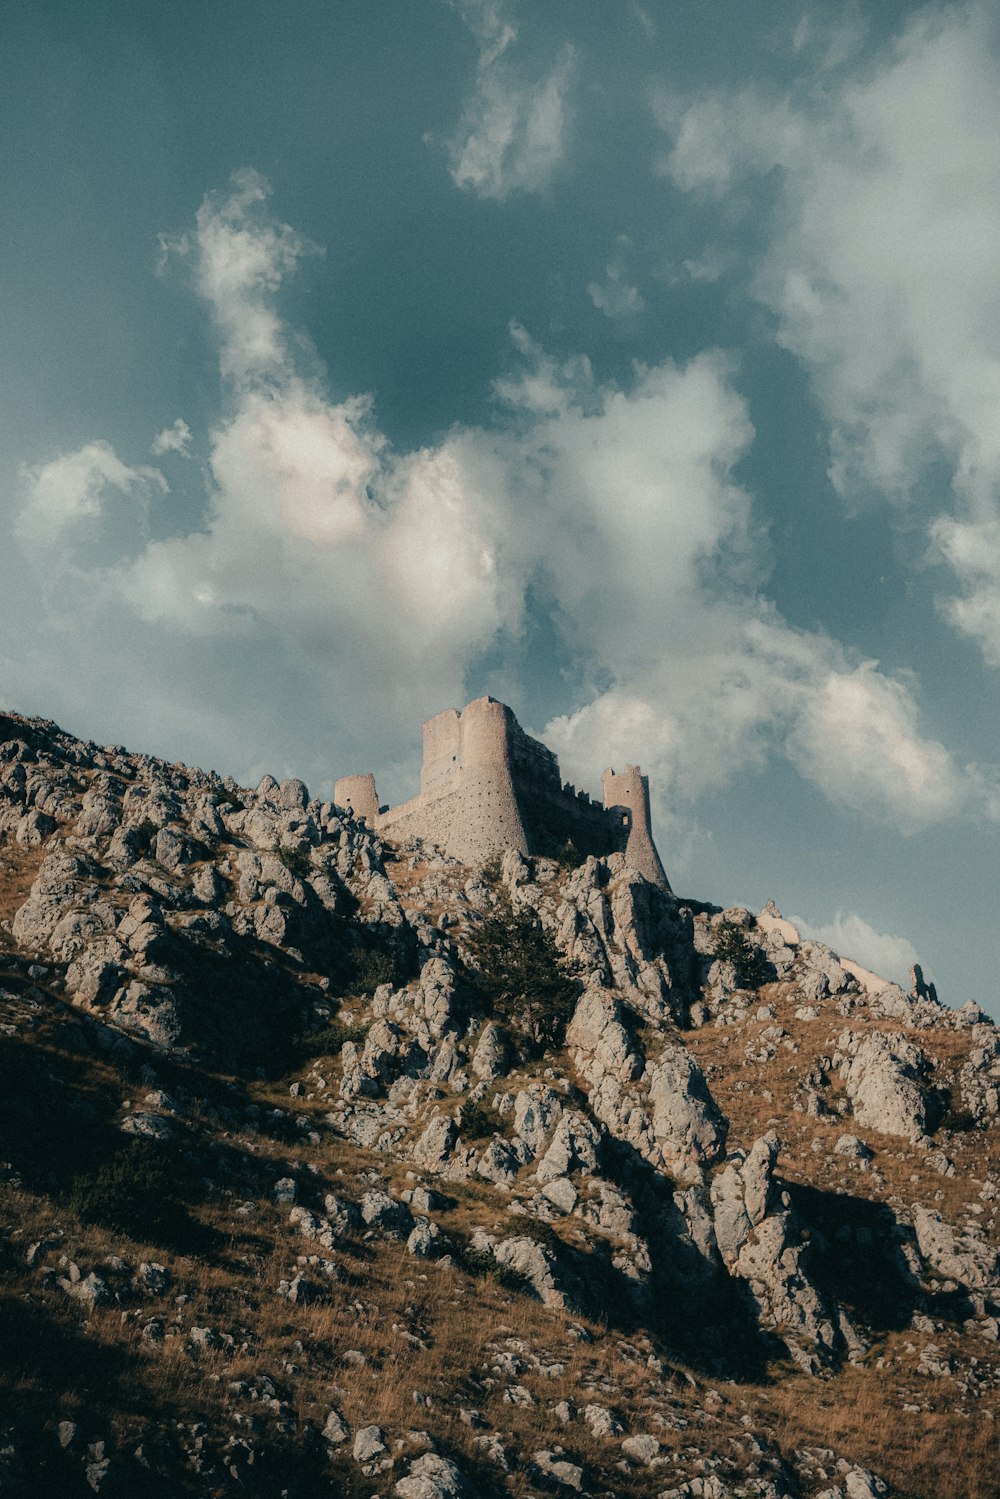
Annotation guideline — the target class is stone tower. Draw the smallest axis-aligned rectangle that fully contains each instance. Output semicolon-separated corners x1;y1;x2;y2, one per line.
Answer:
335;696;671;889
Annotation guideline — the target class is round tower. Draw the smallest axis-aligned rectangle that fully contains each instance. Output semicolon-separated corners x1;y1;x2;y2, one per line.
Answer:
602;765;670;889
334;772;379;824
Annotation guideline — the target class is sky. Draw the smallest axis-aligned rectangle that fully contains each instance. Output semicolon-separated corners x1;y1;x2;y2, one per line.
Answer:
2;0;998;1012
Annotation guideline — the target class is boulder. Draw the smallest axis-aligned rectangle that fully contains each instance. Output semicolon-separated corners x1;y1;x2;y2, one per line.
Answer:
838;1030;932;1141
394;1452;468;1498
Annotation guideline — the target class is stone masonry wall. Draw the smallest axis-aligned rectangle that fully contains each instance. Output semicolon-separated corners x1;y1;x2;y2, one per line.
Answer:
335;696;670;887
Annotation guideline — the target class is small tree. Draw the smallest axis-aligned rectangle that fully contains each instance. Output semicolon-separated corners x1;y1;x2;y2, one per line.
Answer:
712;920;772;991
465;893;578;1051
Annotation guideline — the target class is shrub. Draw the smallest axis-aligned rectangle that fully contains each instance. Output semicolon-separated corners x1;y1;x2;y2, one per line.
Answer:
464;893;579;1051
349;945;397;996
66;1139;184;1239
297;1018;367;1060
557;838;581;868
504;1214;560;1251
459;1096;503;1141
712;920;772;990
275;844;312;880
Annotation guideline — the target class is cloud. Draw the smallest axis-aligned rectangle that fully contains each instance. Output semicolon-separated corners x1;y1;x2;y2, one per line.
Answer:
791;910;922;990
151;419;192;457
160;167;318;387
445;3;573;199
656;3;1000;667
13;171;998;839
588;237;645;320
18;441;166;550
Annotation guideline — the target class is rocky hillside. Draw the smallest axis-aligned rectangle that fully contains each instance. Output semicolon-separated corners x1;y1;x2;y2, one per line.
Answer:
0;708;997;1499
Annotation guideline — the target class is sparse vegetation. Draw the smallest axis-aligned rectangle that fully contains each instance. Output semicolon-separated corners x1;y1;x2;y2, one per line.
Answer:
458;1095;505;1141
464;892;579;1050
274;843;312;880
712;919;773;990
65;1139;190;1241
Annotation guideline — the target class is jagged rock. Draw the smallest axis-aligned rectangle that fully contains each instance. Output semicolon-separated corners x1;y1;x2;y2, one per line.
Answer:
407;1219;445;1256
837;1030;932;1141
411;1112;459;1172
108;979;182;1049
834;1134;872;1162
646;1043;728;1184
568;987;724;1184
121;1111;179;1142
322;1409;350;1445
842;1466;890;1498
494;1236;578;1309
394;1452;468;1498
360;1189;414;1237
288;1206;336;1249
353;1424;386;1462
513;1084;564;1156
621;1433;659;1464
712;1133;840;1371
583;1403;622;1438
12;849;101;950
532;1448;584;1490
471;1021;510;1080
960;1033;1000;1122
536;1110;602;1183
541;1177;578;1214
476;1137;521;1184
658;1481;727;1499
567;987;644;1085
912;1206;999;1289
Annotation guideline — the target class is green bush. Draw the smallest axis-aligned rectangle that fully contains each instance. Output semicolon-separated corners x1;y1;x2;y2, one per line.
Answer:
348;945;397;996
465;893;579;1052
459;1096;503;1141
275;844;312;880
712;920;772;991
66;1139;182;1239
504;1214;560;1251
557;839;581;869
297;1018;367;1059
134;818;158;847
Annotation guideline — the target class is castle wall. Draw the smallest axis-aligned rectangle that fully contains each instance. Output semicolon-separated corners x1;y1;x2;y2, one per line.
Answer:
336;697;670;887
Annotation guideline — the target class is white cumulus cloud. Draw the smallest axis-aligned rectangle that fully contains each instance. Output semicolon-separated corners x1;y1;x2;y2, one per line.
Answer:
18;441;166;550
13;170;999;837
657;2;1000;669
151;419;192;457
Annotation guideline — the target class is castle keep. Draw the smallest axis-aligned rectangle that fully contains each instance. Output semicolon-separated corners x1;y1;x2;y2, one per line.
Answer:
335;696;670;888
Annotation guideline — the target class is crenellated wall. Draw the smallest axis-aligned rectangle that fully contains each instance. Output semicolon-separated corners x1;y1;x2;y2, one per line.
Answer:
336;696;670;888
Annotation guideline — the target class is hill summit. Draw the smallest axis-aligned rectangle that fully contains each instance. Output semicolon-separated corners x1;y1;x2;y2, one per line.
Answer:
0;705;997;1498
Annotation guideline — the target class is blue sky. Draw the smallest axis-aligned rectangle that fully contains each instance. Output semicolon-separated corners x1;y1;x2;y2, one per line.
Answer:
2;0;999;1011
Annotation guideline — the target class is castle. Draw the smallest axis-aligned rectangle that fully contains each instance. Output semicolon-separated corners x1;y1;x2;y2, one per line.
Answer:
335;696;670;888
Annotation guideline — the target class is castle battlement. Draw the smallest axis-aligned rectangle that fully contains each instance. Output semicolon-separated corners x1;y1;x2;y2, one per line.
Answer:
334;696;670;888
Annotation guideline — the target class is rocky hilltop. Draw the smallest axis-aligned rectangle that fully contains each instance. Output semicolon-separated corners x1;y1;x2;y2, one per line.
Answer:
0;708;997;1499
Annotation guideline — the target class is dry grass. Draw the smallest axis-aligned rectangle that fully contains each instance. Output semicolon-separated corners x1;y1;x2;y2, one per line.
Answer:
762;1365;1000;1499
0;842;44;927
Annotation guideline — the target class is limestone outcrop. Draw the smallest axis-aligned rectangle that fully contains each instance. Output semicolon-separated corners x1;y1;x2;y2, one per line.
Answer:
0;706;997;1499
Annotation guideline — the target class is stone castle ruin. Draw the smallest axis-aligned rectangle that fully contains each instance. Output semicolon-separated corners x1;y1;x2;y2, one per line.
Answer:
335;695;670;888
